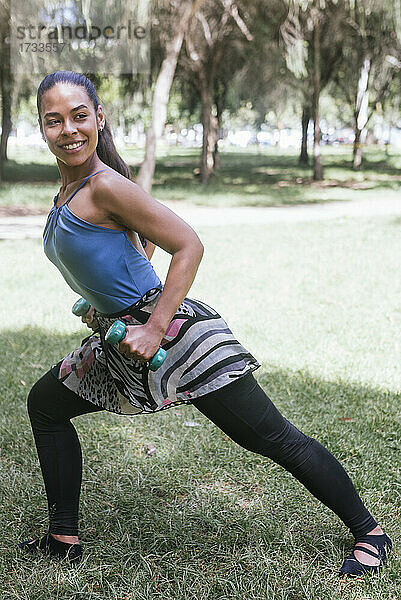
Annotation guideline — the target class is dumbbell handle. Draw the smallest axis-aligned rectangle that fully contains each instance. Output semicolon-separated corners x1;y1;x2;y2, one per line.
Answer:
72;297;91;317
105;319;167;372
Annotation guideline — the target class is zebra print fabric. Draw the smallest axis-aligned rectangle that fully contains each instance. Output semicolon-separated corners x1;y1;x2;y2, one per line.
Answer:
52;288;260;415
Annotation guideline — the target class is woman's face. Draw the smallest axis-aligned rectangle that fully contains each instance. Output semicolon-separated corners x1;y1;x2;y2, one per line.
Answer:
39;83;104;167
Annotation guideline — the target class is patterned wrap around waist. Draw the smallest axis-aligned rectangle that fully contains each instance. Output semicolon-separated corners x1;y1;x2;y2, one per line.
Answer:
51;287;261;415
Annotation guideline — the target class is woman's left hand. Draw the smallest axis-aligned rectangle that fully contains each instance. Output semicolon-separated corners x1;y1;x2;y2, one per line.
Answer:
117;323;163;362
81;305;99;332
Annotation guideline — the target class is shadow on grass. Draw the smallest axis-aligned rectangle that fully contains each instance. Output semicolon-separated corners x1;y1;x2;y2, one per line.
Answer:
324;153;401;175
150;149;401;207
3;160;60;183
0;326;82;404
2;149;400;210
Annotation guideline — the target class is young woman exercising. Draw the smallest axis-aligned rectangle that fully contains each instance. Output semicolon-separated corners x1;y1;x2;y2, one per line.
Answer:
18;71;392;576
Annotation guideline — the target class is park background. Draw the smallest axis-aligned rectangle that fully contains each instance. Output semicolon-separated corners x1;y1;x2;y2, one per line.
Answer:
0;0;401;598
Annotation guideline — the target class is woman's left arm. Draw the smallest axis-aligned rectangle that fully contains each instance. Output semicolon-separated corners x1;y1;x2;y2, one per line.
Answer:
94;175;204;359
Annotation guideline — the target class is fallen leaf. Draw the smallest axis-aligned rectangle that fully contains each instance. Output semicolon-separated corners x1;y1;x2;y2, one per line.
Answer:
144;443;156;457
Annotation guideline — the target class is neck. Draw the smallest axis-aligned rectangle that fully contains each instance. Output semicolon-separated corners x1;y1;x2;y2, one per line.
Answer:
56;153;104;190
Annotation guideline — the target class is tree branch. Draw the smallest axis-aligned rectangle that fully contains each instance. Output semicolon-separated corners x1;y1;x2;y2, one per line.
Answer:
220;0;253;41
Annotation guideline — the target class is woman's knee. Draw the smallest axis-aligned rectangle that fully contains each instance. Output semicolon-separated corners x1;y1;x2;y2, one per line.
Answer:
253;417;315;468
27;377;45;419
27;369;103;425
27;370;62;424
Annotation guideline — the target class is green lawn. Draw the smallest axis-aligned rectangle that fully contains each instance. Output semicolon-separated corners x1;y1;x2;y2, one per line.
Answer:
1;144;400;210
1;213;400;599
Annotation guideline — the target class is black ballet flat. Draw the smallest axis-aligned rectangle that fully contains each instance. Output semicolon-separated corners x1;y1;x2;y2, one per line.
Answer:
17;532;82;564
339;533;392;577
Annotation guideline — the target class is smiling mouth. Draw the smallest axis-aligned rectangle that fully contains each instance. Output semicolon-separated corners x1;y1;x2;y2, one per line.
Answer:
60;140;86;151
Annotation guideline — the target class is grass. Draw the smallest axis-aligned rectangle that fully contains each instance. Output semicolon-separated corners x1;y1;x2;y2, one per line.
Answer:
1;211;401;599
1;144;400;210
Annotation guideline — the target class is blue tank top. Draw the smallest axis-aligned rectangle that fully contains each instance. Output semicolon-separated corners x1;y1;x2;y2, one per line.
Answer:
43;169;162;313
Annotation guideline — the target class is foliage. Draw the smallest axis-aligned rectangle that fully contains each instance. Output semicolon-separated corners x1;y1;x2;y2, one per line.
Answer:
334;1;401;114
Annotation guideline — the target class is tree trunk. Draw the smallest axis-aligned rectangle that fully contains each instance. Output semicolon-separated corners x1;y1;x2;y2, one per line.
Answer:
212;126;220;170
199;79;215;184
352;57;370;170
212;86;225;171
0;12;12;176
212;115;221;171
136;0;197;193
312;9;323;181
209;112;218;171
352;127;363;170
299;104;310;165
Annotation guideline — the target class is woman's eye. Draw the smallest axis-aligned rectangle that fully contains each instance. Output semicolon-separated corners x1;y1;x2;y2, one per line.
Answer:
76;114;87;119
47;120;59;126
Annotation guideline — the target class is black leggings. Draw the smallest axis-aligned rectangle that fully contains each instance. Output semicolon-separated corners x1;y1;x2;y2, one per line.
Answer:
27;370;377;538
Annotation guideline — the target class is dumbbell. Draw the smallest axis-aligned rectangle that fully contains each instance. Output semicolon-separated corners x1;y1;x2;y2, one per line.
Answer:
105;320;167;372
72;299;166;371
72;297;91;317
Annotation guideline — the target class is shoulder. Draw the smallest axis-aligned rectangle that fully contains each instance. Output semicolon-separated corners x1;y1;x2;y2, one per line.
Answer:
92;169;142;203
90;167;155;227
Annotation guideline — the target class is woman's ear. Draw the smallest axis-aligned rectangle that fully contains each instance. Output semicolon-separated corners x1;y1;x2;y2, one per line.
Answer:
97;106;105;131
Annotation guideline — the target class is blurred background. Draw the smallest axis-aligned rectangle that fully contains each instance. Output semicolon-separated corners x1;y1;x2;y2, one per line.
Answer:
0;0;400;197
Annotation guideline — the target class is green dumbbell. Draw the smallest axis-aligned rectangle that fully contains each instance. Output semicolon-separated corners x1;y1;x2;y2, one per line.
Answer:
72;297;91;317
105;319;167;371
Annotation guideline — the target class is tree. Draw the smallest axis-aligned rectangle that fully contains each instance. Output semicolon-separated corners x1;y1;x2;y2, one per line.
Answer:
335;0;401;169
382;73;401;153
0;0;12;179
180;0;254;184
309;5;323;179
220;1;293;141
280;0;344;174
136;0;201;193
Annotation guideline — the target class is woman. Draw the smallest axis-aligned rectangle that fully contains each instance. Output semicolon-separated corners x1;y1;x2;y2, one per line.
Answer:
18;71;391;576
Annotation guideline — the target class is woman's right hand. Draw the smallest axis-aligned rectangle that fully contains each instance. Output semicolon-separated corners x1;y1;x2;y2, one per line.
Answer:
81;305;99;331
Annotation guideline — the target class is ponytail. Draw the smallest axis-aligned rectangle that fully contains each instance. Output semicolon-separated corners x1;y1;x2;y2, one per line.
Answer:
96;120;133;179
37;71;147;247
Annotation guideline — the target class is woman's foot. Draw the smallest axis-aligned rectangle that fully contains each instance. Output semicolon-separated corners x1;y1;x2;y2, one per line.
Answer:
354;525;383;566
48;533;80;544
18;532;83;563
25;533;79;545
339;526;392;577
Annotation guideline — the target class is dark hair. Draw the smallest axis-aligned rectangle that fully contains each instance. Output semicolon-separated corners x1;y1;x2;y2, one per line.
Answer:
37;71;147;247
